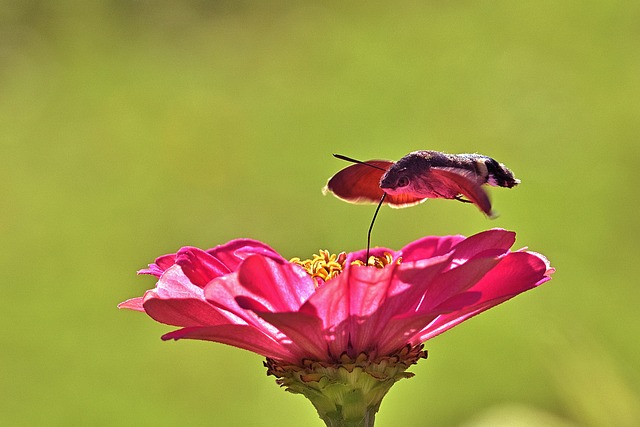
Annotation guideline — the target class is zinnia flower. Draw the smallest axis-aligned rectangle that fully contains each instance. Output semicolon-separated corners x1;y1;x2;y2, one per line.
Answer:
120;229;553;426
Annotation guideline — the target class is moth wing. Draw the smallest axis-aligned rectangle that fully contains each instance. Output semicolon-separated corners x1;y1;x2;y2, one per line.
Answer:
430;167;494;216
385;193;429;208
324;160;393;204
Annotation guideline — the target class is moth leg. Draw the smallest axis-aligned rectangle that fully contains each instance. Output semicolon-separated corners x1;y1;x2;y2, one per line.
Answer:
455;195;473;204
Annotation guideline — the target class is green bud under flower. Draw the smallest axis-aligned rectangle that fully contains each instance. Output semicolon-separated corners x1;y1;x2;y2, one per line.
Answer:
265;344;428;427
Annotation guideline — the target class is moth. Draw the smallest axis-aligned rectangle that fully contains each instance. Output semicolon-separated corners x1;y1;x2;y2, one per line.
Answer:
325;150;519;217
324;150;520;261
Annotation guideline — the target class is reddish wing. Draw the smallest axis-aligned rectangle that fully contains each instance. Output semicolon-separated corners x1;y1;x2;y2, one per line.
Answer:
385;192;429;208
429;167;493;216
325;160;393;204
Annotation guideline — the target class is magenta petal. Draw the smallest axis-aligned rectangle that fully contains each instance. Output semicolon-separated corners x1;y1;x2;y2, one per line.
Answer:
411;250;504;311
148;265;204;300
138;253;178;276
417;251;552;342
401;234;466;261
202;274;253;321
137;239;285;278
344;255;453;349
303;264;399;356
162;325;296;361
143;297;231;328
137;264;166;277
206;239;286;270
118;297;144;311
341;264;397;318
447;229;515;261
301;256;451;357
361;254;498;354
302;263;398;324
154;253;178;271
373;246;543;353
247;311;329;361
203;258;316;340
142;265;231;327
235;295;270;313
236;256;316;312
176;247;231;287
203;274;283;340
373;289;478;355
376;312;442;355
298;275;350;354
432;291;482;313
455;251;551;304
418;296;516;344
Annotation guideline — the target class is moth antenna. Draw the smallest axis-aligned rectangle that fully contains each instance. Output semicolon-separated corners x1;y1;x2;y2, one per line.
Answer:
333;154;388;171
366;193;386;264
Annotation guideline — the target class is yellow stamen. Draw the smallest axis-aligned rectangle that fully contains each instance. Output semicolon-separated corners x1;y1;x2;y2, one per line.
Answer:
290;251;347;283
291;250;401;284
351;252;399;268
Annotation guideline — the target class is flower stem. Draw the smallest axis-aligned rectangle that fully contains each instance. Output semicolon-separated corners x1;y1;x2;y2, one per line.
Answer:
320;405;378;427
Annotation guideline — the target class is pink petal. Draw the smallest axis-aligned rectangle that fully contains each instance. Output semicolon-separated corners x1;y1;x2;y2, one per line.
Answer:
446;229;515;262
400;234;466;261
376;312;444;356
138;253;178;276
154;253;178;271
401;229;515;266
416;251;552;342
367;245;541;354
162;324;296;361
384;255;468;315
203;258;316;343
244;310;328;361
203;274;253;321
360;253;500;354
202;274;280;338
346;250;497;354
411;249;505;311
137;239;285;278
297;274;350;354
238;256;316;310
300;254;451;356
175;246;232;287
143;297;232;328
301;263;399;356
147;265;204;300
342;264;398;318
340;261;442;353
118;297;144;311
206;239;285;270
142;265;232;327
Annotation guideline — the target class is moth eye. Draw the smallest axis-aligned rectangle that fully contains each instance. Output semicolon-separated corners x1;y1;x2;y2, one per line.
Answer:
396;176;410;188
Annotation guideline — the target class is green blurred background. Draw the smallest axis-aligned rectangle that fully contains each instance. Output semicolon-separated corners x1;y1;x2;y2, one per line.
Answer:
2;1;639;426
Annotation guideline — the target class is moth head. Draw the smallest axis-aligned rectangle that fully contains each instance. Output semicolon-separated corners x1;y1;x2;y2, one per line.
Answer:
380;153;428;192
380;168;412;194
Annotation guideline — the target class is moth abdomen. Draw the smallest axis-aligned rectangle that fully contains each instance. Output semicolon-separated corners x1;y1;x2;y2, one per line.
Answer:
480;157;520;188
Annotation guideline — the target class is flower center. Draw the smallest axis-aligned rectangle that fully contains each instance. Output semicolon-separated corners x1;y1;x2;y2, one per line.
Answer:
290;250;347;283
351;252;398;268
290;250;400;284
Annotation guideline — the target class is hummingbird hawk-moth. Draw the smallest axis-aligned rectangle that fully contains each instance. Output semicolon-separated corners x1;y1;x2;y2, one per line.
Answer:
324;151;520;261
325;150;519;217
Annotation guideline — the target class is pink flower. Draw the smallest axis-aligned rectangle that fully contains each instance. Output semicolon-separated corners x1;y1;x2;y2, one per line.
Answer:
119;229;553;364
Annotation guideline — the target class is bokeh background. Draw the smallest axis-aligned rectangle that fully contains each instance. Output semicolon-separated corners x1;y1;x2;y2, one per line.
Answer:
2;1;639;426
